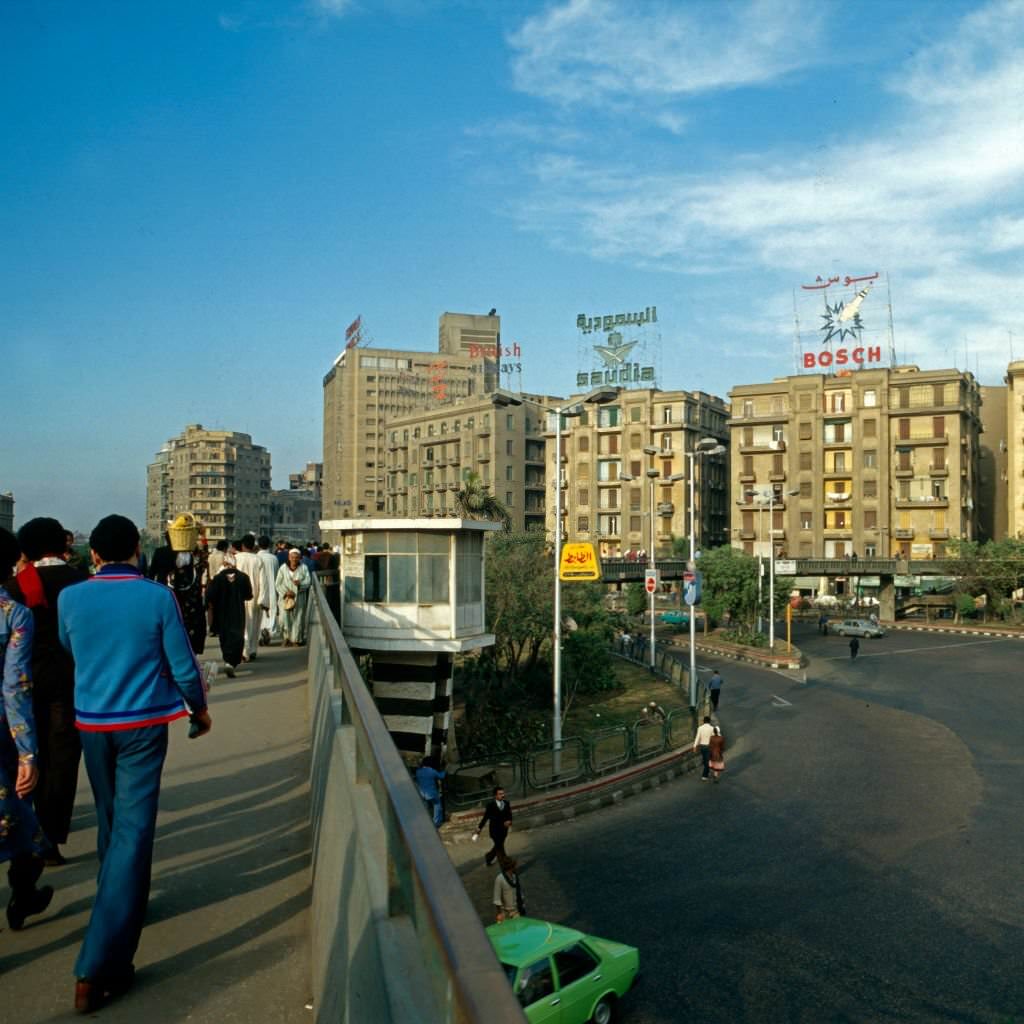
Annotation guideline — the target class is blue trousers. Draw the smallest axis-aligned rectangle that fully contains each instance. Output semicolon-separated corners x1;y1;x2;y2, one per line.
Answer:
76;725;168;980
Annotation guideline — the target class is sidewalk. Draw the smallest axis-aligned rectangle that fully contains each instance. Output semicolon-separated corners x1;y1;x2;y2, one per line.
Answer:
0;643;312;1023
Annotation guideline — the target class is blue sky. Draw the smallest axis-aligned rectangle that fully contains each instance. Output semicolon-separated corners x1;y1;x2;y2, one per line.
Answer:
3;0;1023;531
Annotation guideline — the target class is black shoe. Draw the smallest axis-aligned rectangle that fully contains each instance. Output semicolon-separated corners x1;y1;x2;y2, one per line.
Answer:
44;847;67;867
225;664;236;678
7;884;54;931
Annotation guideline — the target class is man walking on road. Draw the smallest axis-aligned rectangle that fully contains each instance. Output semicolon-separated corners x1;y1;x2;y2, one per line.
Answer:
708;670;723;711
58;515;211;1013
693;715;715;780
233;535;263;662
473;786;512;866
849;636;860;660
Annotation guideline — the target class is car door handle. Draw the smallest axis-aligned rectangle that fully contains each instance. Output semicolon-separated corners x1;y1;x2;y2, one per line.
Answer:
593;974;602;981
549;998;560;1006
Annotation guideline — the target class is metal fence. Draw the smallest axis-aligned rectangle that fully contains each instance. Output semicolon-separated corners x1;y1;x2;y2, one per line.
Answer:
306;578;526;1024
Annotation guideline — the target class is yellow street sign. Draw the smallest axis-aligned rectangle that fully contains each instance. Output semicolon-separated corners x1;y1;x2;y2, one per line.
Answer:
559;542;601;581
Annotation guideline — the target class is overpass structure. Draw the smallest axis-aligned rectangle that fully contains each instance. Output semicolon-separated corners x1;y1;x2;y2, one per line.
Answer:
600;557;981;620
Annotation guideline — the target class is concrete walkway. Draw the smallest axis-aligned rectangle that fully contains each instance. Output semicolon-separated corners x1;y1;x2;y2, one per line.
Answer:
1;642;312;1023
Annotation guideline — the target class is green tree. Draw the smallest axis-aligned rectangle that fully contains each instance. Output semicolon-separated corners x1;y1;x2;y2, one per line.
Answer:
697;544;787;632
455;471;511;530
625;580;647;618
945;538;1024;621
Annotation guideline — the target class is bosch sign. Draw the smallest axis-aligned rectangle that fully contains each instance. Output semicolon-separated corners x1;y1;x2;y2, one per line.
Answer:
803;345;882;370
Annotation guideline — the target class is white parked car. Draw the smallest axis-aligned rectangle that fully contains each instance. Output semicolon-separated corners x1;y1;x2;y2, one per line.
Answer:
833;618;885;638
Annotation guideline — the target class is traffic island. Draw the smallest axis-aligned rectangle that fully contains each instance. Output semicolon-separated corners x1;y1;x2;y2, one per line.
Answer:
667;633;806;670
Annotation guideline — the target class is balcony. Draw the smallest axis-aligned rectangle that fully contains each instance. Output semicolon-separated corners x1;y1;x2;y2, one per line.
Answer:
894;466;914;478
822;438;853;450
769;470;786;481
738;529;756;540
894;528;914;539
899;433;949;446
823;468;852;479
895;495;947;508
739;441;785;455
929;465;949;477
738;472;756;483
476;452;491;462
929;528;950;539
825;492;852;505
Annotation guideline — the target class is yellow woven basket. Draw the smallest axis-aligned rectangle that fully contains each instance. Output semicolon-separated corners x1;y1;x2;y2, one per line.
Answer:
168;513;201;552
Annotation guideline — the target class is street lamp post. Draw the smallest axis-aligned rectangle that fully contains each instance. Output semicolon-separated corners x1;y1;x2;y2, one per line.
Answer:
686;439;726;705
550;387;618;765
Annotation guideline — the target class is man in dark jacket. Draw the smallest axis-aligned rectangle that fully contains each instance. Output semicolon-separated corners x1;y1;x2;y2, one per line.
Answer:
4;517;88;864
205;553;253;677
472;786;512;866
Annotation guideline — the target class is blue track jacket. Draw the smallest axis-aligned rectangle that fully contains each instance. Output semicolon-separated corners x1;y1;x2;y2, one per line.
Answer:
58;564;207;731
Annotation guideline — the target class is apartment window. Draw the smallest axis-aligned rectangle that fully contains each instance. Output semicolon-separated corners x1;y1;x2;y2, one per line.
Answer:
577;488;589;506
413;428;421;439
627;406;640;422
934;384;945;406
661;459;673;477
771;396;785;413
505;465;513;481
428;424;435;436
506;440;514;456
742;427;754;446
772;453;784;475
833;452;846;472
864;543;877;557
863;450;877;469
743;455;754;476
629;515;642;533
863;389;877;408
661;433;672;451
743;400;754;417
899;479;910;499
577;463;590;480
630;489;641;511
863;418;876;438
799;451;812;471
864;509;877;529
799;422;812;440
659;406;672;425
799;392;813;410
933;416;945;438
577;516;589;532
577;435;589;453
829;392;846;412
863;479;877;498
772;424;785;442
506;492;513;506
597;406;620;428
801;511;812;530
933;447;947;470
507;414;515;430
630;460;642;478
800;481;812;497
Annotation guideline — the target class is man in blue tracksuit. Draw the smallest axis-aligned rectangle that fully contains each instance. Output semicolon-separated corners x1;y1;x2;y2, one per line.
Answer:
58;515;212;1013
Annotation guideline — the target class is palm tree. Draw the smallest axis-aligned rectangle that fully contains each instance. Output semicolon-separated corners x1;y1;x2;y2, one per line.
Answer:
455;471;511;530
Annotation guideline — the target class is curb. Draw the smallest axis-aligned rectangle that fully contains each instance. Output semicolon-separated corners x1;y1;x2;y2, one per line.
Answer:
442;747;701;840
882;622;1024;639
667;637;804;671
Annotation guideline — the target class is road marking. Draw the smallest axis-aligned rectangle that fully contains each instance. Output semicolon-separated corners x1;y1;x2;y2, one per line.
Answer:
771;694;792;706
821;636;1008;661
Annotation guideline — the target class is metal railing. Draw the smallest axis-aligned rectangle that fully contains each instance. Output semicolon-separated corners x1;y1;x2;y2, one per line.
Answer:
307;578;526;1024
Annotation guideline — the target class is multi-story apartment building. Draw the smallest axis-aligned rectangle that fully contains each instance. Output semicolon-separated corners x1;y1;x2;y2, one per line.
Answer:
289;461;323;497
145;424;271;542
728;366;982;560
548;388;730;557
382;390;552;532
0;491;14;533
322;312;501;518
1005;362;1024;539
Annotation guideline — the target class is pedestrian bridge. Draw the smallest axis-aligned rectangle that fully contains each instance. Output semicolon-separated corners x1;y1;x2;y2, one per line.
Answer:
599;556;969;582
2;582;525;1023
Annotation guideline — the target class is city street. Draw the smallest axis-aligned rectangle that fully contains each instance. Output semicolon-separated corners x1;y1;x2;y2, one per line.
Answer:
451;623;1024;1023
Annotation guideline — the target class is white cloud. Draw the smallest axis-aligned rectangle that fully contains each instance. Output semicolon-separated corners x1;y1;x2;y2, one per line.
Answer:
311;0;353;17
508;0;825;105
503;0;1024;381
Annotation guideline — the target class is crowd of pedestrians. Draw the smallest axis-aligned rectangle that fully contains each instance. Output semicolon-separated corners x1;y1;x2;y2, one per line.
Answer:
0;512;335;1013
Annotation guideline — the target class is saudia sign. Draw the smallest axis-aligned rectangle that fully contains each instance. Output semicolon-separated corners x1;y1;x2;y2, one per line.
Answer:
799;272;884;370
575;306;656;388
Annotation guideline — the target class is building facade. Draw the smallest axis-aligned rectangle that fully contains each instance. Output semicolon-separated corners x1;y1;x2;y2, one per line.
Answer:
322;312;501;519
268;488;322;544
0;491;13;533
1005;362;1024;539
289;461;323;497
145;424;271;542
728;366;982;561
382;390;551;532
548;388;730;557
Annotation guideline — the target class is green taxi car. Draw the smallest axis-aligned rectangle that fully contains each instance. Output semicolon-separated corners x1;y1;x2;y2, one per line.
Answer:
487;917;639;1024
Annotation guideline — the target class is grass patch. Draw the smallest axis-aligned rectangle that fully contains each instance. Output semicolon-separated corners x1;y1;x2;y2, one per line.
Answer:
562;659;688;735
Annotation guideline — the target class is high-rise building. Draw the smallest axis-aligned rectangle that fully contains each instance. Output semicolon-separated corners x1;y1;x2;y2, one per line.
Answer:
546;388;730;557
978;384;1009;543
270;461;323;542
1005;362;1024;539
728;366;982;560
382;390;553;532
322;312;500;518
145;424;271;542
0;491;13;533
289;462;323;497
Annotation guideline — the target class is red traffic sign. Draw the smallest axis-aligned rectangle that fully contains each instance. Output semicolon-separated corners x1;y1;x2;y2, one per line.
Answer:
644;569;658;594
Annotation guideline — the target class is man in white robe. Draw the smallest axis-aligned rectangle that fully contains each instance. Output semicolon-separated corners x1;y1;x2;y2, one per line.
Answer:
233;534;264;662
256;535;279;645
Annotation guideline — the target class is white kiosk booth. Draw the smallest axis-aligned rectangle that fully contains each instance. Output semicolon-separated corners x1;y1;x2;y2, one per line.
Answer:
318;518;499;765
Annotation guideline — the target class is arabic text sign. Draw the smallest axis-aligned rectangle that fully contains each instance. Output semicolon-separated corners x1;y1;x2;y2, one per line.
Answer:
774;559;797;576
560;542;601;582
577;307;657;334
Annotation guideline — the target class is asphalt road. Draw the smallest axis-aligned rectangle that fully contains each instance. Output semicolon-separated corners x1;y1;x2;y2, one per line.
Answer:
451;622;1024;1024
